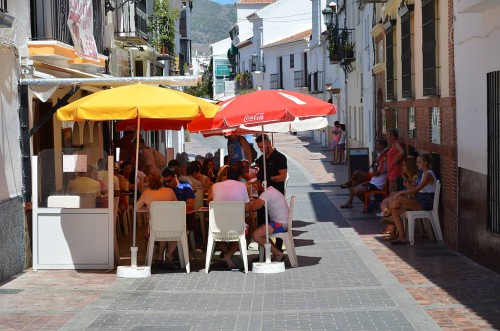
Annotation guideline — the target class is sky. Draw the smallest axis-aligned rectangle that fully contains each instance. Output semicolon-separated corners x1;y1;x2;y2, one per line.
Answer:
211;0;236;4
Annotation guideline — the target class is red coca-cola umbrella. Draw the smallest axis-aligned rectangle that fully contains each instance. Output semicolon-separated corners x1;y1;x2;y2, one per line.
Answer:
188;89;335;132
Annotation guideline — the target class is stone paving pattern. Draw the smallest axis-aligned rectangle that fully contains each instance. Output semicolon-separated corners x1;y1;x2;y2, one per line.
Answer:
0;133;498;330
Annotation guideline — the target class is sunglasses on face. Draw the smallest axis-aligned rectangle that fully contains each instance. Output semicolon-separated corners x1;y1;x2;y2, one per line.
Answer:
163;178;173;183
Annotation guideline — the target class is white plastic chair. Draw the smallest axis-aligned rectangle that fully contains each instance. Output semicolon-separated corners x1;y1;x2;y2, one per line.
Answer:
259;196;298;267
403;180;444;245
284;173;290;198
147;201;190;273
205;201;248;274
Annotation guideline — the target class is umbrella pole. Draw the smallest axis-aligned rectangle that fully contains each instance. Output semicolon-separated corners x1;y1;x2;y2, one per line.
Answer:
131;118;141;267
261;128;271;263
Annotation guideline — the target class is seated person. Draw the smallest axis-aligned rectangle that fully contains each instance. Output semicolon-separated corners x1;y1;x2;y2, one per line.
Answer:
167;159;193;187
201;158;217;183
97;158;120;198
249;182;289;262
161;166;198;253
137;172;177;210
206;165;229;204
66;165;103;208
137;172;178;264
211;164;250;269
339;139;388;189
388;154;437;245
379;157;419;239
340;139;388;208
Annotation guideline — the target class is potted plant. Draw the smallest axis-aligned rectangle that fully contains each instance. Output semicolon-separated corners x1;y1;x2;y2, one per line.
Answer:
148;0;180;54
344;42;355;59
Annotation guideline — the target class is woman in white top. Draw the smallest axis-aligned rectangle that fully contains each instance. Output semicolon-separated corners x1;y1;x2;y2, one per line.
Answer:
389;154;436;245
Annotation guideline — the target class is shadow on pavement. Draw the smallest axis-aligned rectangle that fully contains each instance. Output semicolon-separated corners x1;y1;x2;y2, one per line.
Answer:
293;239;315;248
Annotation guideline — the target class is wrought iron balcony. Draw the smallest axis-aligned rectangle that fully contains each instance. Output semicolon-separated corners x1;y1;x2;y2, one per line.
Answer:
325;28;355;64
31;0;105;53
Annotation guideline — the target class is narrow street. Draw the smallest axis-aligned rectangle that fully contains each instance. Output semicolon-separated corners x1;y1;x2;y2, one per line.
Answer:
1;133;498;330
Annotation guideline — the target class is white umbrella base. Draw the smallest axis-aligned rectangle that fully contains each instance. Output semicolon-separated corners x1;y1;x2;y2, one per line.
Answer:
252;261;285;273
116;266;151;278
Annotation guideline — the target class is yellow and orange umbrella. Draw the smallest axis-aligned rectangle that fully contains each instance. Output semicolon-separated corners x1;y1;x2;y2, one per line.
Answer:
57;83;219;267
57;83;218;121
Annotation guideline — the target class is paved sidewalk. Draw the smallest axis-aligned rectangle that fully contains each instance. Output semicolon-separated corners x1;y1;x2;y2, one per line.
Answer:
0;133;498;331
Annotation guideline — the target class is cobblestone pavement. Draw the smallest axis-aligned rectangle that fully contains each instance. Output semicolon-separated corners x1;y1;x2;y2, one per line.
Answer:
0;133;498;331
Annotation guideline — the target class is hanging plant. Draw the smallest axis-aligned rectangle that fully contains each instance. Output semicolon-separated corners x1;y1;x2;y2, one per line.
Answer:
148;0;180;54
327;31;339;63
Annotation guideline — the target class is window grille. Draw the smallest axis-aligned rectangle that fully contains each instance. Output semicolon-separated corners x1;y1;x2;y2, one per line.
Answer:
391;108;398;129
290;54;294;68
401;10;413;98
294;70;305;88
487;71;500;234
408;107;416;138
0;0;7;12
386;25;395;100
270;74;279;89
422;0;438;96
430;107;441;144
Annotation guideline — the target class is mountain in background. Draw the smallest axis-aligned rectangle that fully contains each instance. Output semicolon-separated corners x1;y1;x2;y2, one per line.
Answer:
189;0;237;55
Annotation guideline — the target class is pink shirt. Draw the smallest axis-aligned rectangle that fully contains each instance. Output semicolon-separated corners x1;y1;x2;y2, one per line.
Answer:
387;142;403;180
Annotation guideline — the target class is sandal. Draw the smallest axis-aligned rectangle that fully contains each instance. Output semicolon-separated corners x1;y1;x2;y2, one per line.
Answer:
340;204;353;208
391;239;408;245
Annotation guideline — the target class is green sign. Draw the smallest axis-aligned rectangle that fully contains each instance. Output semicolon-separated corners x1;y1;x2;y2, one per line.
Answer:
216;65;230;76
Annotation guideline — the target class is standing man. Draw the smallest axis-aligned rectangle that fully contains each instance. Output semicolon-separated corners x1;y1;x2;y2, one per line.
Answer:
210;165;250;269
330;121;341;165
115;131;135;162
255;134;288;251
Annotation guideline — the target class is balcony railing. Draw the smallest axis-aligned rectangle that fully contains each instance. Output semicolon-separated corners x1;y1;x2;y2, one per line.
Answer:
30;0;104;53
114;0;148;41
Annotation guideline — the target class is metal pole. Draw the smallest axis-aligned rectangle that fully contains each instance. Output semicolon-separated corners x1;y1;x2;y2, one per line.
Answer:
131;118;141;267
261;127;271;263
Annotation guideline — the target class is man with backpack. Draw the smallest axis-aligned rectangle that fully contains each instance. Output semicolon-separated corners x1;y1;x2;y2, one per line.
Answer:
227;134;254;164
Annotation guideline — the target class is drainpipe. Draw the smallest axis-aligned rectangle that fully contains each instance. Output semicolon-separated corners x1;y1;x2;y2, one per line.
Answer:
18;84;31;203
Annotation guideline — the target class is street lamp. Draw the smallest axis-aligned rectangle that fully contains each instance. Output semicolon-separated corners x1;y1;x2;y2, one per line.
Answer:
322;1;339;63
